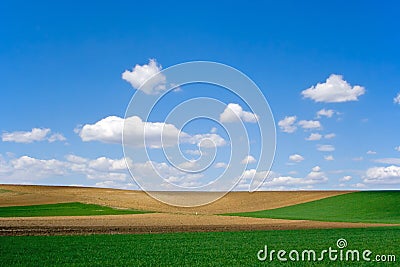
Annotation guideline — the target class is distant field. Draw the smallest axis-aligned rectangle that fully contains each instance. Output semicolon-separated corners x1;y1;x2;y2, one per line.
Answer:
0;227;398;266
0;189;12;194
0;202;151;217
226;191;400;224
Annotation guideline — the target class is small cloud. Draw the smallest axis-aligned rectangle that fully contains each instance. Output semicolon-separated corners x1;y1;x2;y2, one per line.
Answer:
340;175;352;182
317;144;335;152
316;109;335;118
278;116;297;133
2;128;66;143
395;146;400;152
298;120;322;130
241;155;256;164
289;154;305;163
394;92;400;104
48;133;66;143
219;103;258;123
210;127;217;133
324;155;334;161
324;133;336;139
122;59;167;95
185;149;201;156
305;133;322;141
352;183;366;188
366;150;377;155
214;162;227;168
301;74;365;103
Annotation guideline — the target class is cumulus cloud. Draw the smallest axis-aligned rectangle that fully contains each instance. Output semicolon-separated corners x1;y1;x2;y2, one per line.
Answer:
316;108;335;118
395;146;400;152
324;133;336;139
278;116;297;133
219;103;258;123
0;154;130;184
289;154;304;162
324;155;334;161
241;155;256;164
306;133;322;141
367;150;377;155
76;115;226;149
394;93;400;104
317;144;335;152
301;74;365;103
214;162;227;168
298;120;322;130
364;165;400;184
2;128;66;143
340;175;352;182
122;59;167;95
236;166;327;190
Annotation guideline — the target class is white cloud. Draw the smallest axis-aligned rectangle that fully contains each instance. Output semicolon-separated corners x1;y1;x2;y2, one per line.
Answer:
306;133;322;141
1;128;65;143
324;155;334;161
317;144;335;152
366;150;377;155
219;103;258;123
188;133;226;148
372;158;400;165
241;155;256;164
316;108;335;118
214;162;227;168
340;175;352;182
185;149;201;156
278;116;297;133
298;120;322;130
352;183;366;188
364;165;400;184
289;154;304;162
122;59;167;95
0;154;131;184
48;133;66;143
76;115;226;149
236;166;328;191
210;127;217;133
324;133;336;139
301;74;365;103
394;93;400;104
395;146;400;152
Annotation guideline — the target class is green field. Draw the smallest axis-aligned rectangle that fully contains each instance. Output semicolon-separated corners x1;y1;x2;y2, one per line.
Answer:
225;191;400;224
0;227;398;266
0;188;12;194
0;202;151;217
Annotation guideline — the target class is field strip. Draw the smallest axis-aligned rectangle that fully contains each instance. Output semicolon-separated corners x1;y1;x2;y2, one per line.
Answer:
0;213;396;236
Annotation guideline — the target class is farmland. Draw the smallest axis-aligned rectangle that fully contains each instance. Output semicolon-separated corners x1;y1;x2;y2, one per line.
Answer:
0;185;398;266
0;227;399;266
225;191;400;224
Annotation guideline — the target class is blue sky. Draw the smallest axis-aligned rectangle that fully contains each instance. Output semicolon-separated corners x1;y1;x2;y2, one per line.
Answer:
0;1;400;191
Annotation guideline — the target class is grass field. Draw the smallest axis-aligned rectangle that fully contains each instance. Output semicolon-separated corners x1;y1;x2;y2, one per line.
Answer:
225;191;400;224
0;202;150;217
0;188;12;194
0;227;398;266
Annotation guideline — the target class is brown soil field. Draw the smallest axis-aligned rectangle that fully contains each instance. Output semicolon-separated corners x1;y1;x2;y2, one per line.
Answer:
0;185;393;236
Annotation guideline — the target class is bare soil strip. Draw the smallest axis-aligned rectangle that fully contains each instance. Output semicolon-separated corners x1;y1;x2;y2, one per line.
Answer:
0;213;395;236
